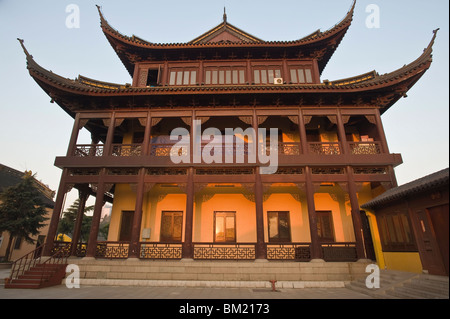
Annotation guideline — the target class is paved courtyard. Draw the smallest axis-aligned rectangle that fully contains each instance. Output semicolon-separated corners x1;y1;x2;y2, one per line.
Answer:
0;267;371;300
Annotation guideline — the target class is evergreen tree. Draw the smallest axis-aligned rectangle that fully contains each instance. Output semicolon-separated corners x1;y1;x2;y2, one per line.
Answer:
0;172;49;261
57;198;94;242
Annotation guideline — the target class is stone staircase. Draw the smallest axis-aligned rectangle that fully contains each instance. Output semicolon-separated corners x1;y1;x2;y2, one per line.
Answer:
346;269;449;299
5;263;68;289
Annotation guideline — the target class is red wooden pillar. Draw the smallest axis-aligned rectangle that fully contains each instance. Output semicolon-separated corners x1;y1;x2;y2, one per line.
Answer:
254;167;266;259
129;168;146;258
346;166;367;260
103;112;116;157
141;112;152;156
182;167;195;259
70;188;89;256
85;173;106;258
298;109;309;155
67;113;81;156
305;167;322;260
336;110;349;155
374;108;390;154
43;169;69;256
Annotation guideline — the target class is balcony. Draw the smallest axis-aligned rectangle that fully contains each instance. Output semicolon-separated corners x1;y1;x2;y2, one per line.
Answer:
57;140;401;168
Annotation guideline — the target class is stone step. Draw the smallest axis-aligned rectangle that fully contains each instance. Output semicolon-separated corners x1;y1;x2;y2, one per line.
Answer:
67;259;372;287
386;285;448;299
4;282;41;289
407;280;449;296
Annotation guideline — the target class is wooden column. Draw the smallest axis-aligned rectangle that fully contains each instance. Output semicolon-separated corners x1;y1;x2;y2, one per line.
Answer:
254;167;266;259
305;167;322;259
182;167;195;259
67;113;81;156
346;166;367;260
141;112;152;156
298;109;309;155
252;110;266;259
86;170;106;258
374;108;390;154
43;169;69;256
129;168;146;258
103;112;116;157
70;189;89;256
336;110;349;155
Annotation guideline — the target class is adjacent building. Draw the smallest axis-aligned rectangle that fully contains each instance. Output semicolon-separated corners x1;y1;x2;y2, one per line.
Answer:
363;168;448;276
0;164;55;261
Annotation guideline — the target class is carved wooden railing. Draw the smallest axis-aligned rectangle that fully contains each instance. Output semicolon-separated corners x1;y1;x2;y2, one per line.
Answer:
193;243;256;260
94;241;129;259
308;142;341;155
277;142;301;155
150;143;188;157
73;144;104;157
348;141;382;155
111;144;142;157
321;242;358;262
266;243;311;261
139;242;183;259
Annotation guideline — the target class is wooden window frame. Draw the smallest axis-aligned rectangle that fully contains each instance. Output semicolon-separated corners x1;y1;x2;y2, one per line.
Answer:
214;211;237;243
267;211;292;243
377;211;417;252
253;66;282;85
168;68;198;86
160;211;184;243
316;211;335;243
204;67;246;85
289;66;314;84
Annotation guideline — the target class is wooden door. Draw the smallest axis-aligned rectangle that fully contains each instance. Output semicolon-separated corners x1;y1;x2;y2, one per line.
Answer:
119;211;134;242
427;204;449;275
414;208;448;276
360;211;376;261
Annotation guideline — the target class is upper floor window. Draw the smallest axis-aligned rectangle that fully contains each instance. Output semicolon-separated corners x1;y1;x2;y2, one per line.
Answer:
205;67;246;85
253;67;281;85
169;69;197;86
290;67;313;84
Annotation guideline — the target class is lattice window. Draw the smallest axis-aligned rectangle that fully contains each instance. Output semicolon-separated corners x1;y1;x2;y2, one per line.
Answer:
311;167;345;174
69;168;101;176
274;167;304;175
106;168;139;175
195;168;254;175
147;168;187;175
353;167;387;174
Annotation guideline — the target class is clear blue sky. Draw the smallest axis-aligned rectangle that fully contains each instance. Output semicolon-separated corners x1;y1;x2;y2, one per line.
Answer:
0;0;448;208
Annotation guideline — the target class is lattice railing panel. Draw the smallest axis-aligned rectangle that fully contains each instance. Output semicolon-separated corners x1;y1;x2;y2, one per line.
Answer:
193;244;255;260
139;243;183;259
308;142;341;155
266;243;311;261
95;242;129;259
349;142;381;155
321;243;358;262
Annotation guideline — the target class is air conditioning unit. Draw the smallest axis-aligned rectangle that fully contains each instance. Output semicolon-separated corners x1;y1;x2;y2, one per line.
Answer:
274;78;283;85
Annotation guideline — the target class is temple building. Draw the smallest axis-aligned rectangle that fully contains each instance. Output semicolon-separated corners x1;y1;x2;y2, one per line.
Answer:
15;1;439;284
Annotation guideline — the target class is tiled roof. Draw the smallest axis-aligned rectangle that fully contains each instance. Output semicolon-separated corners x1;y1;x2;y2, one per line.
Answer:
362;168;449;209
0;164;55;208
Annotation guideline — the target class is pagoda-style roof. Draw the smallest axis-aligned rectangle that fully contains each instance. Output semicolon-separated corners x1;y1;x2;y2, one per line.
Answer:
97;1;356;76
18;28;437;118
189;9;264;44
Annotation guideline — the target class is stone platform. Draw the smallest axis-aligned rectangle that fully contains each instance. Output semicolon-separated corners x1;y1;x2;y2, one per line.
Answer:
65;258;372;289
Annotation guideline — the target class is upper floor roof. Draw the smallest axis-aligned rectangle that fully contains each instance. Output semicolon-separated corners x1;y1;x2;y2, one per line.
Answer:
97;1;356;76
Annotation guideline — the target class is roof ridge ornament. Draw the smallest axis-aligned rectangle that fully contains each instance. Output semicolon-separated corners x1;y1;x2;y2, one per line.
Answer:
223;7;227;24
17;38;33;59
